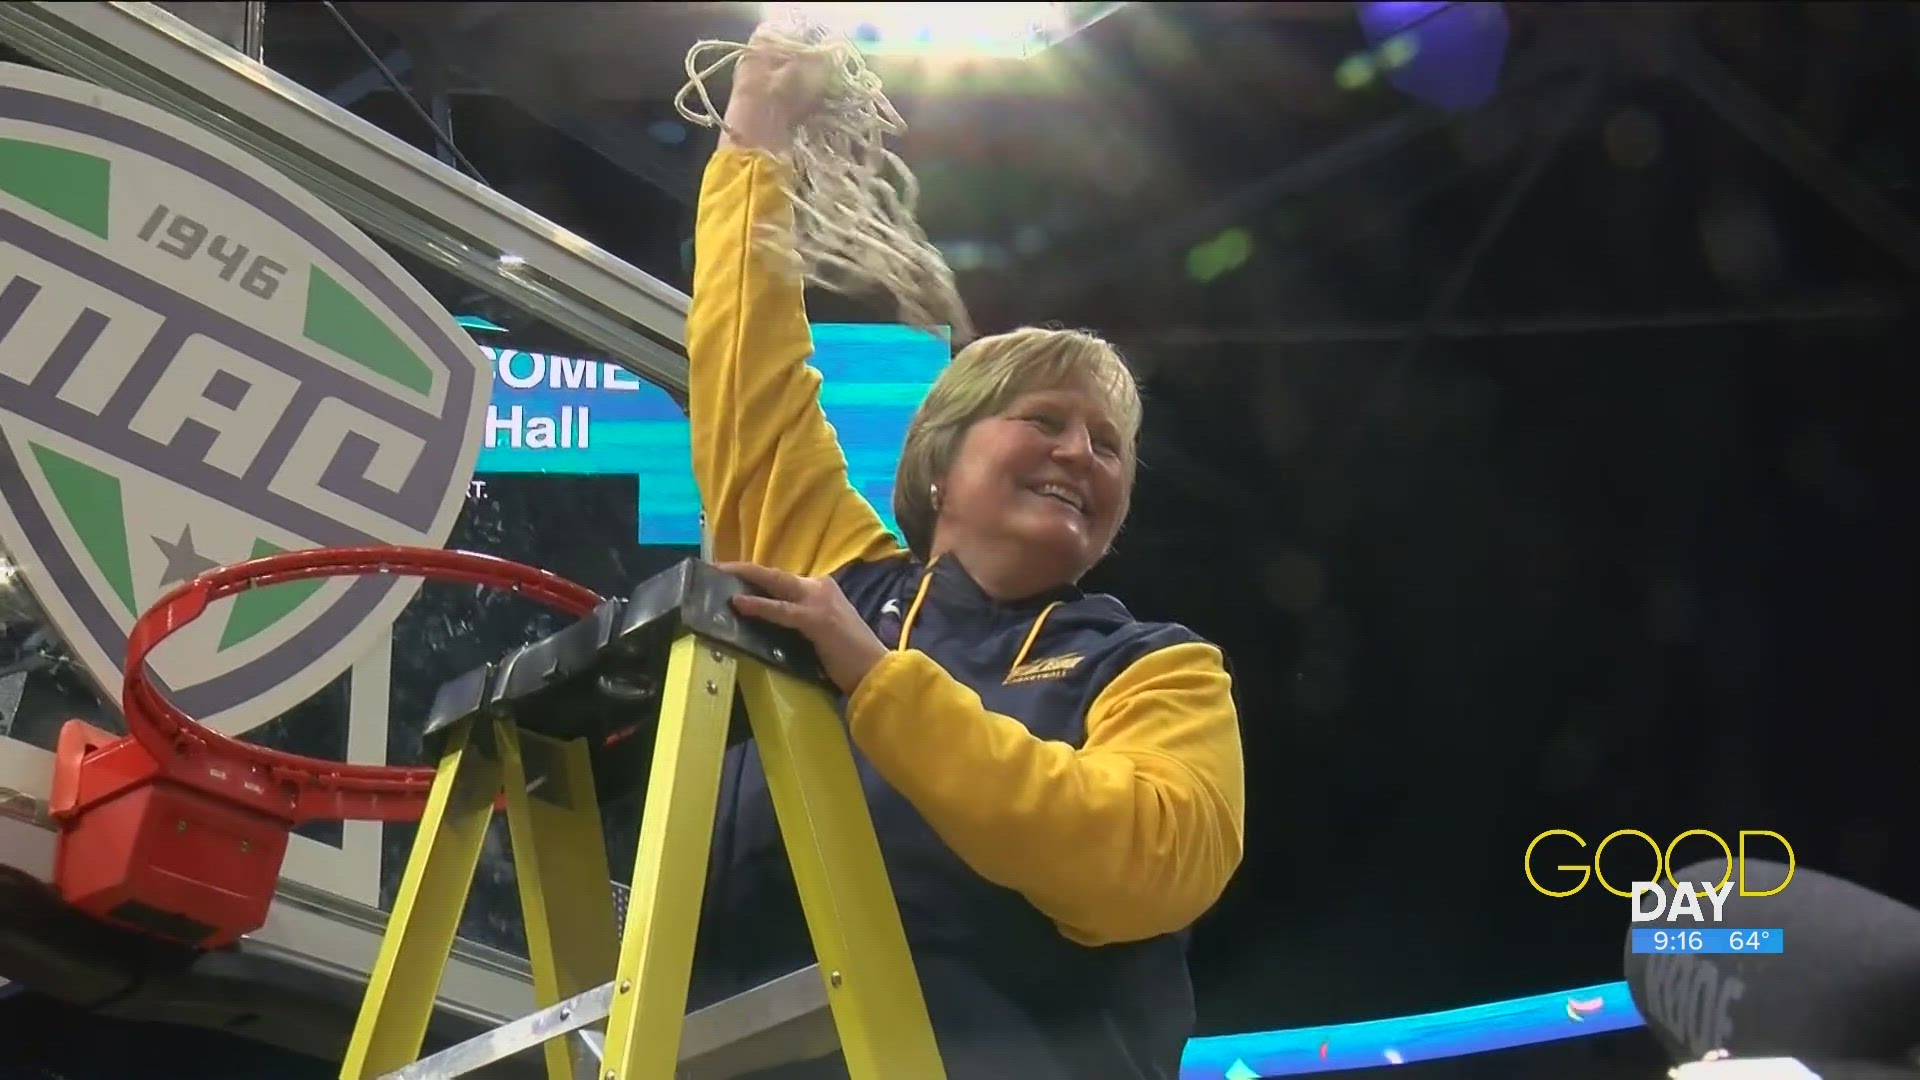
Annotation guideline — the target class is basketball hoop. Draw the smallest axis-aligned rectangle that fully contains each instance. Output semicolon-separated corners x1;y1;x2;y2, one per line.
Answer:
48;545;604;949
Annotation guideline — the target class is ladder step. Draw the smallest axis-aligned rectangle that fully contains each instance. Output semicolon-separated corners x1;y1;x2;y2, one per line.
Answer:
376;964;832;1080
377;981;610;1079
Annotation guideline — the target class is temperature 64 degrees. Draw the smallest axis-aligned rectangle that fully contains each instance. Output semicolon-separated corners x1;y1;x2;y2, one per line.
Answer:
1631;928;1784;955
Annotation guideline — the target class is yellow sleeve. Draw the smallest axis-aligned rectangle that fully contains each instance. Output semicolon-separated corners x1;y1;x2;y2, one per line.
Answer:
689;147;902;573
844;641;1246;946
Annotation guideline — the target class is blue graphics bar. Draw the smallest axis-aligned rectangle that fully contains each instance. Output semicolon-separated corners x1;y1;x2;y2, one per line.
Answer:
1179;980;1642;1078
471;323;951;546
1631;928;1784;955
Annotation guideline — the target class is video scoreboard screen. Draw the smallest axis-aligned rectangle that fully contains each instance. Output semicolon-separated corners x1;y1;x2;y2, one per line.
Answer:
469;322;951;546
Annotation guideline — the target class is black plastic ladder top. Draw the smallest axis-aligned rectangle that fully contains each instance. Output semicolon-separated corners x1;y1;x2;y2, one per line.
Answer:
419;559;829;805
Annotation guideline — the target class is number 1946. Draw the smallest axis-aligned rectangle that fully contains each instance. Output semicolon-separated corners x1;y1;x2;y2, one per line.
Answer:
137;204;288;300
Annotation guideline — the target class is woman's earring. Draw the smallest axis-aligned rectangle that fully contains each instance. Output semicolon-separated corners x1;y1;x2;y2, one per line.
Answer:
929;483;941;511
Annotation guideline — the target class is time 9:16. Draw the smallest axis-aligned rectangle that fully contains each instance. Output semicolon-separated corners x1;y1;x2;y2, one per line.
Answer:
1655;930;1705;952
137;204;288;301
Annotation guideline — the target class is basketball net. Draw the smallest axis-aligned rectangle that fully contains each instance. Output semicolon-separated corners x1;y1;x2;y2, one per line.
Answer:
674;8;975;344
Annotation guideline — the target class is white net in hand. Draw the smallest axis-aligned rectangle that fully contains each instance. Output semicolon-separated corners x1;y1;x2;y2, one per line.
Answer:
675;18;975;344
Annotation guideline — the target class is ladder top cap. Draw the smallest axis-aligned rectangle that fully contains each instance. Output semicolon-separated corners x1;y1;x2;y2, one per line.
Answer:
422;558;830;745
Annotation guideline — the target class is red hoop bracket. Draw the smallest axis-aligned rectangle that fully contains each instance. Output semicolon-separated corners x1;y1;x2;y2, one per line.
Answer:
48;545;603;948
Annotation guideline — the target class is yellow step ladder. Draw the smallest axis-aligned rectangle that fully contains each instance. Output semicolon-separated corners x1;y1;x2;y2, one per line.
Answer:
338;559;946;1080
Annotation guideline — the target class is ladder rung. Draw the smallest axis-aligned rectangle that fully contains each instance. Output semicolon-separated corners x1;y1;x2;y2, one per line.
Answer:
376;964;831;1080
378;981;610;1079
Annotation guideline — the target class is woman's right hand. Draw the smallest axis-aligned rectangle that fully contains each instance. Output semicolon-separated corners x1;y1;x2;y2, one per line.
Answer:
721;26;833;155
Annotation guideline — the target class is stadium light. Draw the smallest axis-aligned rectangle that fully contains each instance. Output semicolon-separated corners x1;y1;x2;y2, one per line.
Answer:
764;2;1125;58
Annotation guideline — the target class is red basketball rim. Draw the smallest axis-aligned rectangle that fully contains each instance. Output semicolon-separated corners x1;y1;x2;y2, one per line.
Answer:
119;545;603;820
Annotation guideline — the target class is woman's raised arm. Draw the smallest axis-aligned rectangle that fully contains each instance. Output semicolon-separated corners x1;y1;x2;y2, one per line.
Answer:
688;43;900;575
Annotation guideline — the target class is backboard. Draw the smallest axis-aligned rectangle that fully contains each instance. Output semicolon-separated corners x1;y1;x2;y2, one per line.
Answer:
0;3;942;1066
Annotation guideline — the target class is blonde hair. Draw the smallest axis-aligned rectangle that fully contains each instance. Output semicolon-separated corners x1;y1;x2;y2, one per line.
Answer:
676;16;974;342
894;327;1142;559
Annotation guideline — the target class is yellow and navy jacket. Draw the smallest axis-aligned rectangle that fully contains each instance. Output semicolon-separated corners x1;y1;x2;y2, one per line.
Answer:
685;147;1247;1080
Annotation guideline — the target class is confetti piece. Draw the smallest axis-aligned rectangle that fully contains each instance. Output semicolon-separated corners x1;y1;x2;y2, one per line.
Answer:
1566;995;1605;1021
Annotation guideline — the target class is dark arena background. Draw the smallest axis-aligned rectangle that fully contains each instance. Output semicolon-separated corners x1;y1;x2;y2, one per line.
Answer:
1;2;1917;1078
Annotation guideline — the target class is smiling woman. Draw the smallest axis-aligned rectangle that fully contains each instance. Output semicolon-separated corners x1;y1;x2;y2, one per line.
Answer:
679;18;1247;1080
892;326;1142;596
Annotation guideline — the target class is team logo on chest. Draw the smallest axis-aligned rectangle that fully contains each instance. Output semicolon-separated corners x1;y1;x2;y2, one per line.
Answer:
0;65;487;735
1004;653;1085;685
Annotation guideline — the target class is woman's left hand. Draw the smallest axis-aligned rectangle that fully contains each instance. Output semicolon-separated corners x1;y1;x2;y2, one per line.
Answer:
718;562;890;696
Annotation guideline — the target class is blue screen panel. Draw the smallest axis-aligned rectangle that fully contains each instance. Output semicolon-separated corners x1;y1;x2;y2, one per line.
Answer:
1181;980;1642;1077
471;323;951;546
